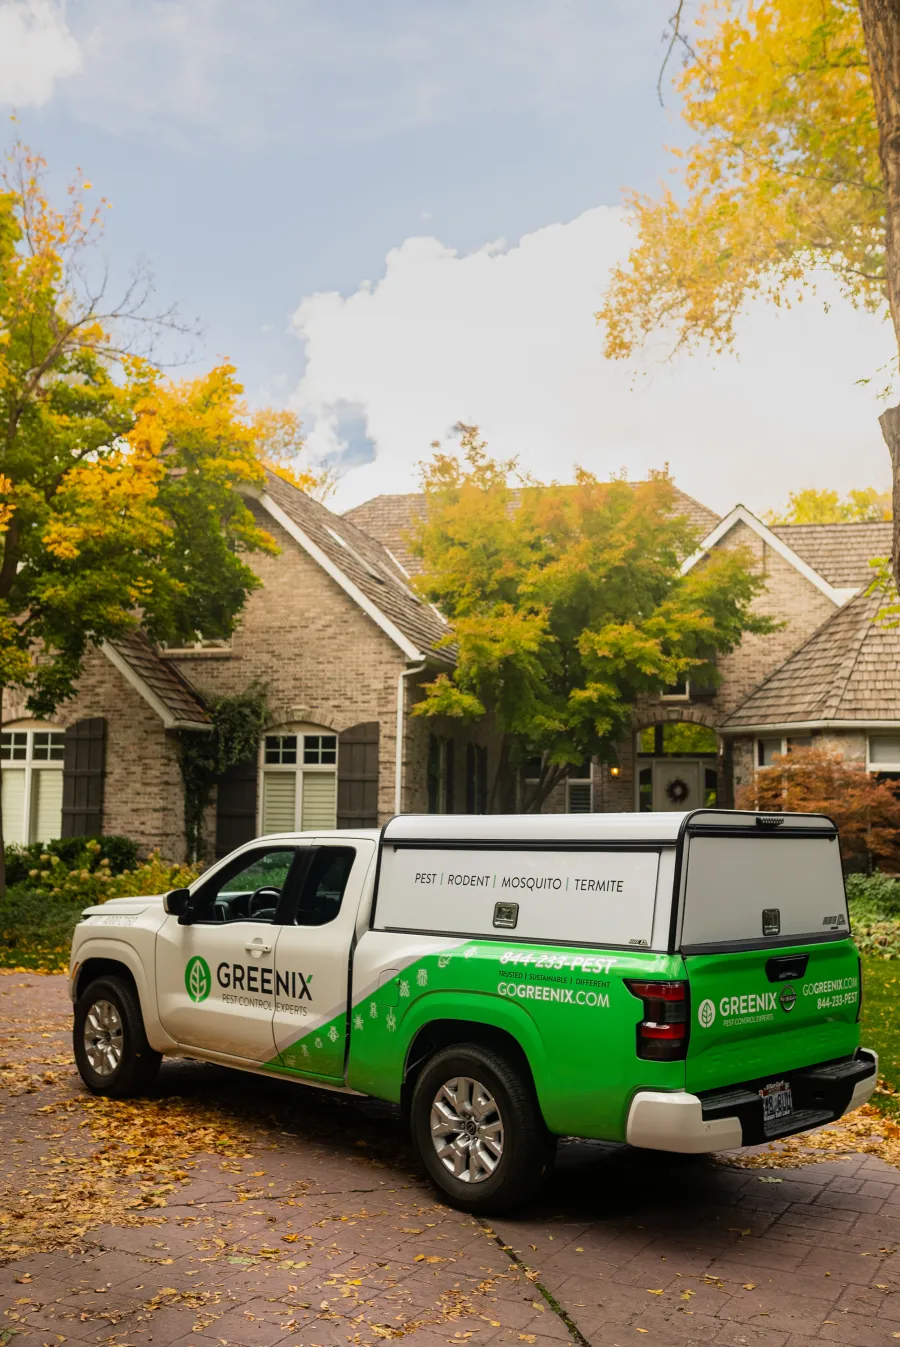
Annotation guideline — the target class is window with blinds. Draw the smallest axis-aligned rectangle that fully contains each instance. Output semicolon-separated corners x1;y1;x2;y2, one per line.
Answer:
0;728;65;844
260;732;338;834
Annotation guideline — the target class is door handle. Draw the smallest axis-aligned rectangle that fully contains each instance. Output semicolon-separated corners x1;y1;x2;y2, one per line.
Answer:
245;942;272;955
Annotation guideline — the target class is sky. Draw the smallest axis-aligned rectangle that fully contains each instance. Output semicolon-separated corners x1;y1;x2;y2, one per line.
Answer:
1;0;896;515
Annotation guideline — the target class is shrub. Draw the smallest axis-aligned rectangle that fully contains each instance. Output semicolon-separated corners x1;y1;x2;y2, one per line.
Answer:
736;747;900;872
0;890;84;971
4;834;139;887
0;852;202;972
846;872;900;922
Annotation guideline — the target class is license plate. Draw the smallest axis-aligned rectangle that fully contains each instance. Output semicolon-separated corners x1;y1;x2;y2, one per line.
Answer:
760;1080;793;1123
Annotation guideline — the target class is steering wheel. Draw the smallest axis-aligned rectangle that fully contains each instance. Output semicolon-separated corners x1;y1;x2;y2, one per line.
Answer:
249;886;281;917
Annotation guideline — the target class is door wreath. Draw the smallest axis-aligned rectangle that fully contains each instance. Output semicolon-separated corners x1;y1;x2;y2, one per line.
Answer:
665;777;691;805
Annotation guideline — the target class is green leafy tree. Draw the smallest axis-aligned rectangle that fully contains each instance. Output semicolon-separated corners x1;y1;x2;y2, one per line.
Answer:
765;486;892;524
409;427;773;811
0;146;321;894
598;0;900;591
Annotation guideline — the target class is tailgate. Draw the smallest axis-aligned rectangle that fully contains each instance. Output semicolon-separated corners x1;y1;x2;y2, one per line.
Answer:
686;939;860;1091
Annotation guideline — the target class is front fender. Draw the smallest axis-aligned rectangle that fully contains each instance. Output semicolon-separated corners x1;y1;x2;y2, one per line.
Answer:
70;933;175;1053
347;988;552;1110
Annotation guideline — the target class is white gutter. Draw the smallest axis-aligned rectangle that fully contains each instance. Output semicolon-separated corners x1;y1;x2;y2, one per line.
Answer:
395;662;427;813
719;719;900;735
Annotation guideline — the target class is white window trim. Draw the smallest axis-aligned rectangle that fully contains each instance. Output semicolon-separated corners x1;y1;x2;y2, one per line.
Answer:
867;734;900;773
258;731;338;833
1;727;65;846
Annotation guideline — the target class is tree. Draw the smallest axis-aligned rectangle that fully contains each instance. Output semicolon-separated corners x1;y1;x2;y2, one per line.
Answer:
409;426;773;811
0;146;323;894
765;485;892;523
736;745;900;870
599;2;900;578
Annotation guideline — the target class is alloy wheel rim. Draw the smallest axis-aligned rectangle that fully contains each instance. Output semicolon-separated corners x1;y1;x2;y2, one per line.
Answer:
429;1075;504;1183
83;998;123;1077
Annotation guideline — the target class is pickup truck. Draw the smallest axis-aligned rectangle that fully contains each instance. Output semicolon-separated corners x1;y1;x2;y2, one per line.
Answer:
69;809;878;1212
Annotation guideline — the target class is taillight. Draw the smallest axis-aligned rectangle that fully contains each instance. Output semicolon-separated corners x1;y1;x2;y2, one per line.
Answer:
625;979;689;1061
856;953;863;1023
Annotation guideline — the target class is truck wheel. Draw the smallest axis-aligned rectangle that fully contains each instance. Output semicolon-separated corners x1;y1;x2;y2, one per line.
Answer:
410;1043;555;1213
74;976;161;1097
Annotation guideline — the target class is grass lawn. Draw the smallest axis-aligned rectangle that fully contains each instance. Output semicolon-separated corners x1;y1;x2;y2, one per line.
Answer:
861;953;900;1109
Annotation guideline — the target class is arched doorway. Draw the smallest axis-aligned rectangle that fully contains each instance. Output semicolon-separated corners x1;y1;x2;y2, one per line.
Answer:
636;722;719;812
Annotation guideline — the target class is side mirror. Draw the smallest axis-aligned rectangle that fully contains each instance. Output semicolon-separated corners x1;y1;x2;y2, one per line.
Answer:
164;888;192;921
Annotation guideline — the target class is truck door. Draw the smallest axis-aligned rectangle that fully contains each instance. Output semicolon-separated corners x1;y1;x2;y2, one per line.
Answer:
271;839;374;1081
156;843;305;1061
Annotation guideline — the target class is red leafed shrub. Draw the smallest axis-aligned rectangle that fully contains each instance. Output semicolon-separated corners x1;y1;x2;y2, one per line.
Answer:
736;747;900;873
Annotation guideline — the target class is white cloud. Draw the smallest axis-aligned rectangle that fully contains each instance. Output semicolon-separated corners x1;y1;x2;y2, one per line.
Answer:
290;206;897;517
0;0;80;106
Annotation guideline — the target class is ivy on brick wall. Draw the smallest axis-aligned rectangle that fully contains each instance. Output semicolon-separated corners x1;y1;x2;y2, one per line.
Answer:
178;685;269;862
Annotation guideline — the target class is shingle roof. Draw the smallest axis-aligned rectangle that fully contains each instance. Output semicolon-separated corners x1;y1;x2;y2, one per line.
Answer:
771;521;892;589
344;485;721;577
107;630;211;727
722;586;900;730
260;472;453;663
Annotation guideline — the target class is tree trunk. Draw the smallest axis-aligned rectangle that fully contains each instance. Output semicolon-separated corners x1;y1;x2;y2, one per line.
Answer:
858;1;900;588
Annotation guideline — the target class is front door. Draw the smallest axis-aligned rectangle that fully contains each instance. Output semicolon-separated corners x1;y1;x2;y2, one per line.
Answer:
271;839;374;1080
652;760;702;812
156;844;305;1061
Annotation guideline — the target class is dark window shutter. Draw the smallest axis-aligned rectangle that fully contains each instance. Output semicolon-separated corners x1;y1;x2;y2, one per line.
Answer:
338;722;380;827
465;743;476;812
215;757;259;859
444;738;455;814
62;718;106;838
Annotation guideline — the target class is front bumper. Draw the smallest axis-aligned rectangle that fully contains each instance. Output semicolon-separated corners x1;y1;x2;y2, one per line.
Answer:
626;1048;878;1155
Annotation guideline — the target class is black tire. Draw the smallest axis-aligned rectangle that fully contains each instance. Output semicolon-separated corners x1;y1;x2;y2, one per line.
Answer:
410;1042;555;1214
73;975;161;1097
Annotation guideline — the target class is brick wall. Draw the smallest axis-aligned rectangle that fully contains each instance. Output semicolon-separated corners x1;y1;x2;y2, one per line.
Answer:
1;649;184;858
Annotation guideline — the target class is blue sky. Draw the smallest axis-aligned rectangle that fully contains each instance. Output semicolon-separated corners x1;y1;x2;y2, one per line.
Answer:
2;0;895;511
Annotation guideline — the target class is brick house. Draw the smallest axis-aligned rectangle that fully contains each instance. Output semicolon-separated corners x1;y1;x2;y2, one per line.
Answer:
3;476;898;859
349;494;900;818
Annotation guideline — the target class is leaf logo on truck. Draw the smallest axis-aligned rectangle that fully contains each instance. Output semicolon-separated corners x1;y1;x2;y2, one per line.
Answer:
698;998;716;1028
185;956;211;1003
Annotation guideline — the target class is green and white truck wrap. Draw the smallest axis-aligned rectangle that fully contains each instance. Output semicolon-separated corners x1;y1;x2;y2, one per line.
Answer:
69;809;878;1212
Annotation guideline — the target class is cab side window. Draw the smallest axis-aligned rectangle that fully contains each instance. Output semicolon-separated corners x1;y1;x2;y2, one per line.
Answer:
191;847;298;924
294;847;355;927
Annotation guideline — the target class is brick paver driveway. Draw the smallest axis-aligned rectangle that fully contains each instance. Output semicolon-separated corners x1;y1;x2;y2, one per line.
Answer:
2;973;899;1347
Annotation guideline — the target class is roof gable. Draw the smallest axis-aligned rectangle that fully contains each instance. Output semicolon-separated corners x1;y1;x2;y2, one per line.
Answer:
102;631;211;730
681;505;859;608
252;472;452;665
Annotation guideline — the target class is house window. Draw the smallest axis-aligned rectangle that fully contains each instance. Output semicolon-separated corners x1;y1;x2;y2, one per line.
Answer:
757;735;812;767
661;678;690;701
428;735;455;813
1;728;65;846
868;735;900;771
465;744;488;813
567;760;592;813
260;732;337;834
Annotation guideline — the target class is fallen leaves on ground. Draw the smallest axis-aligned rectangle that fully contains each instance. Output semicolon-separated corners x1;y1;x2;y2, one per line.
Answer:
725;1103;900;1170
0;1090;253;1263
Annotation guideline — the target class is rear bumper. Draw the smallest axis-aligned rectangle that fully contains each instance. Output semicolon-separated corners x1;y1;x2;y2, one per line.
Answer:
626;1048;878;1155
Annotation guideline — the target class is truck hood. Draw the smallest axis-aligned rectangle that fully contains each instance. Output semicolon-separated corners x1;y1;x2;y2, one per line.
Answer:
81;894;166;917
